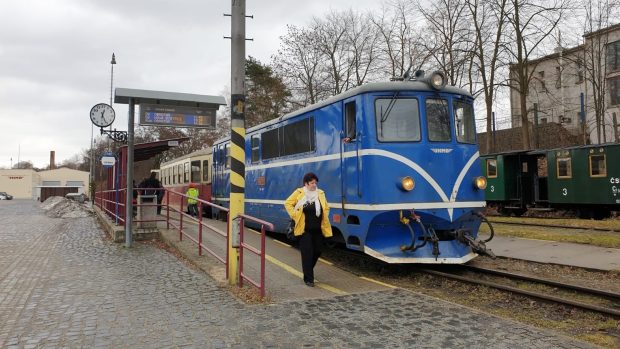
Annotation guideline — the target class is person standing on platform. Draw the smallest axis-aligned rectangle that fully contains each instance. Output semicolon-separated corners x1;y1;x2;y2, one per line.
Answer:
140;172;164;215
186;183;199;217
284;172;332;287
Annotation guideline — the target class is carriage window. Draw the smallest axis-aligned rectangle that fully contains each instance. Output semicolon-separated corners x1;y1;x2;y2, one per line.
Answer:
344;102;356;140
283;117;315;156
184;162;190;183
262;128;280;159
191;160;201;182
589;154;606;177
486;159;497;178
177;164;182;183
557;157;572;178
251;135;260;163
202;160;209;182
375;98;420;142
454;101;476;144
426;98;451;142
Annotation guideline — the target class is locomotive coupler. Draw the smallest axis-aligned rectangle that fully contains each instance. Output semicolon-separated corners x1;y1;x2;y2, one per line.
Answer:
454;229;496;259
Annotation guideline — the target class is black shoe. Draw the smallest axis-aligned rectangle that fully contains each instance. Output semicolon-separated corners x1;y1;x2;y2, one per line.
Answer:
304;281;314;287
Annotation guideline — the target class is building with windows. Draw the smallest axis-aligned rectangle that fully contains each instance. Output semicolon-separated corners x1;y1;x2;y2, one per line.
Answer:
0;167;88;201
510;22;620;145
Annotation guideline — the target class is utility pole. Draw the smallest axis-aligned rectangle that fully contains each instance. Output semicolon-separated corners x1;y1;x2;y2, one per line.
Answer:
228;0;246;285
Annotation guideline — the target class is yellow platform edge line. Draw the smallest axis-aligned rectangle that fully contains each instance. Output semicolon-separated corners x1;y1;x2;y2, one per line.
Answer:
264;254;347;295
359;276;398;289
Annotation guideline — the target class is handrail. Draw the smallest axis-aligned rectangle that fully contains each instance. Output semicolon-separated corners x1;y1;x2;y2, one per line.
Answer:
237;213;274;298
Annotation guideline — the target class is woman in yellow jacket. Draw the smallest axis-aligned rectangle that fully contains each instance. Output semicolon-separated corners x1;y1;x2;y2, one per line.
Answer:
284;172;332;287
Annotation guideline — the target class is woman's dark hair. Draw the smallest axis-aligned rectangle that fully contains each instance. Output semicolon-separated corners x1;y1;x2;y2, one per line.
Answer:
303;172;319;185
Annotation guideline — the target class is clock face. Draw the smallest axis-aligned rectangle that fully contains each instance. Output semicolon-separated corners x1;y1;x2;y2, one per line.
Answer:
90;103;116;127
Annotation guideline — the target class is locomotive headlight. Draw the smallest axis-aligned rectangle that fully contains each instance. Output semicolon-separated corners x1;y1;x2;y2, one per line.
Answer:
429;71;447;90
400;176;415;191
474;176;487;190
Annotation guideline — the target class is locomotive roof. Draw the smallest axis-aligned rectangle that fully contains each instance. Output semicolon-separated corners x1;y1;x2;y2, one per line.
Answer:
214;80;473;144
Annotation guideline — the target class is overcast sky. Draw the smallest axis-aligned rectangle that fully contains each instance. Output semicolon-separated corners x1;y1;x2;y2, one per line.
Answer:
0;0;383;169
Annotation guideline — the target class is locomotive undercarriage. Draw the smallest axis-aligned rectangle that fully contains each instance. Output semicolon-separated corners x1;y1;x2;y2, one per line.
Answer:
398;210;496;259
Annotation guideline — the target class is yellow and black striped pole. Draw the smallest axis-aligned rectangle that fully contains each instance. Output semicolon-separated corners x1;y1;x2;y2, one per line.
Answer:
228;0;246;285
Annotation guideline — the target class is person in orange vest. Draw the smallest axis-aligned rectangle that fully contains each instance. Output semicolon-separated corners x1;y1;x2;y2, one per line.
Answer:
186;183;199;217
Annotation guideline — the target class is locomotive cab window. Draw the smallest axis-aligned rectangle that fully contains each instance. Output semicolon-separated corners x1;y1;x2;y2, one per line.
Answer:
251;135;260;163
589;154;607;177
375;98;420;141
344;101;356;141
486;159;498;178
191;160;201;183
426;98;451;142
557;157;572;179
454;100;475;143
225;144;231;169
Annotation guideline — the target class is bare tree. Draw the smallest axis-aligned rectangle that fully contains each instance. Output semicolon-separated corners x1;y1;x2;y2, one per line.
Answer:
343;10;382;86
312;12;351;94
272;25;328;107
418;0;476;88
505;0;571;149
371;0;430;78
467;0;509;152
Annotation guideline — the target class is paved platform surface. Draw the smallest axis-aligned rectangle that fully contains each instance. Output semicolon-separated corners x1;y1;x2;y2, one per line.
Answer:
486;236;620;271
0;200;600;348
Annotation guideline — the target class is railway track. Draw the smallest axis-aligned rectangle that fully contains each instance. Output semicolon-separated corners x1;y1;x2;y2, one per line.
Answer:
420;265;620;318
321;247;620;318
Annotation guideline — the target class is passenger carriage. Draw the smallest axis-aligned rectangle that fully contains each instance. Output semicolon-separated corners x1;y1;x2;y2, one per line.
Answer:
212;72;493;263
160;148;213;216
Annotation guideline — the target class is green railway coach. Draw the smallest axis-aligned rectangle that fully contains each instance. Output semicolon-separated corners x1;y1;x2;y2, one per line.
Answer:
481;143;620;218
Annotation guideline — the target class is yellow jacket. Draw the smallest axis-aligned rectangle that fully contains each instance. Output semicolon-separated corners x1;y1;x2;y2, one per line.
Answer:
284;188;332;238
186;187;199;204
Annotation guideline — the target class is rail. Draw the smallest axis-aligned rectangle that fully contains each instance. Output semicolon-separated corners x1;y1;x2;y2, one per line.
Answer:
236;214;274;298
166;190;230;269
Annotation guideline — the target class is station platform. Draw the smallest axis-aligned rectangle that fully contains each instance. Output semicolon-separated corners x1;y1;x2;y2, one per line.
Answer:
155;215;620;304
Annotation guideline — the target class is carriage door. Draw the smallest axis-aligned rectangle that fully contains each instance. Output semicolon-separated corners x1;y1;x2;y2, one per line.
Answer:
341;98;361;201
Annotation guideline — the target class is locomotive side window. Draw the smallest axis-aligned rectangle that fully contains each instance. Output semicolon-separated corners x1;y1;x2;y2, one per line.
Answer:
225;144;231;169
262;128;280;159
486;159;497;178
344;101;356;141
426;98;451;142
589;154;607;177
454;101;476;144
375;98;420;141
557;157;572;179
283;117;315;156
202;160;209;182
251;135;260;163
191;160;201;183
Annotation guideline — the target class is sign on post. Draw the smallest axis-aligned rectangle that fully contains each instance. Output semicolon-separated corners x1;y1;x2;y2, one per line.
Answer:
139;103;216;128
101;152;116;168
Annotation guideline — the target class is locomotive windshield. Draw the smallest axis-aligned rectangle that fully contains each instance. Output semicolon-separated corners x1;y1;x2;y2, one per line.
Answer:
454;100;476;143
375;98;421;141
426;98;451;142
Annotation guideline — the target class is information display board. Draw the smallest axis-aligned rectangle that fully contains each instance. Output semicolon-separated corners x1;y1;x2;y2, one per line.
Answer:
139;103;216;128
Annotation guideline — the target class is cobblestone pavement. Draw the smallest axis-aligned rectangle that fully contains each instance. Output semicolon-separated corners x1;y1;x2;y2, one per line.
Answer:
0;200;598;348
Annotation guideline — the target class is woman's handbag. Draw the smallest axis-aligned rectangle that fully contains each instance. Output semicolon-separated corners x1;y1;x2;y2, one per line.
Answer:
285;219;297;241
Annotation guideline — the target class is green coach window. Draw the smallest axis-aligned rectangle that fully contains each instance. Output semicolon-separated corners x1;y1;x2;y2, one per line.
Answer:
589;154;607;177
557;157;572;179
486;159;497;178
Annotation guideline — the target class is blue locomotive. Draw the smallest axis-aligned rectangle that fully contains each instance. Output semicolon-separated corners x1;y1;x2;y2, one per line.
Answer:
212;71;494;263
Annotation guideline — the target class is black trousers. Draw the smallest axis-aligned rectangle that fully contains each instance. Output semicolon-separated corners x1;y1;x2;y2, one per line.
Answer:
299;228;324;283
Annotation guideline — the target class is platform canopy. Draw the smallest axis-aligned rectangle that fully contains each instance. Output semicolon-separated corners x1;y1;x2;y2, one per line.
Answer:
114;88;226;108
